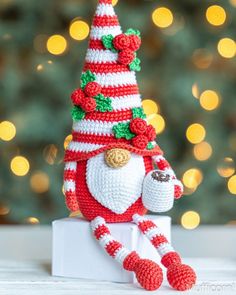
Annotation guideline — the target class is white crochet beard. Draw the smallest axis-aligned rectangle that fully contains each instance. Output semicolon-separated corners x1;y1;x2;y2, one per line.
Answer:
86;152;146;214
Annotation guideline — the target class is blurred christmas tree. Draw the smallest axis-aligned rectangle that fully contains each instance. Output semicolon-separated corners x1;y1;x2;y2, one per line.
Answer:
0;0;236;225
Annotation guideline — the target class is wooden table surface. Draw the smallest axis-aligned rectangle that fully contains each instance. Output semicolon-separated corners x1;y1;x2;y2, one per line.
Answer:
1;258;236;295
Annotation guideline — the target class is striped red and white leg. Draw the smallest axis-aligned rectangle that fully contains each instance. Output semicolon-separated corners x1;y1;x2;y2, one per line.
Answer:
132;214;196;291
91;216;163;291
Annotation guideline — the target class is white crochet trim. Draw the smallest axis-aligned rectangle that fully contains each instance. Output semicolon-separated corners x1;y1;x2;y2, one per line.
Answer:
64;180;75;192
67;141;104;152
64;161;77;171
144;226;163;240
90;26;121;40
111;94;142;111
86;49;118;63
86;153;146;214
114;247;130;264
94;72;137;87
91;216;106;231
157;242;174;256
95;3;116;17
73;119;130;135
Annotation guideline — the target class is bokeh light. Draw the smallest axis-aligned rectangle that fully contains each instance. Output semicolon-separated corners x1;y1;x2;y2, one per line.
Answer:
36;64;44;72
69;20;90;41
227;175;236;195
43;144;58;165
147;114;165;134
192;83;200;99
142;99;159;115
30;171;50;194
217;38;236;59
112;0;118;6
199;90;220;111
0;206;10;216
186;123;206;144
206;5;226;26
152;7;174;28
229;0;236;7
0;121;16;141
217;157;235;178
10;156;30;176
182;168;203;189
64;134;72;149
192;49;213;69
181;211;200;230
69;210;82;217
25;217;40;224
47;35;67;55
193;141;212;161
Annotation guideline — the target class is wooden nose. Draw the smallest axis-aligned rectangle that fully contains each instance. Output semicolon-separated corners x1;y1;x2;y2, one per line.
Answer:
105;148;131;168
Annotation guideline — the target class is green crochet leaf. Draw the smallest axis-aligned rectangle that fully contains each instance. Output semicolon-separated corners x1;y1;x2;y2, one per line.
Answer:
113;122;135;140
71;106;85;121
125;28;141;37
102;34;117;52
147;142;155;150
95;94;113;112
132;107;146;119
129;57;141;72
81;70;96;89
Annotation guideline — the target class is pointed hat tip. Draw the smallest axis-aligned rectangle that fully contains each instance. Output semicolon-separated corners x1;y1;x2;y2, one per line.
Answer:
98;0;113;4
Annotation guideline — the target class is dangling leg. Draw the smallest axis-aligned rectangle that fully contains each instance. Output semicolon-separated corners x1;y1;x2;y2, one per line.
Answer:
132;214;196;291
91;216;163;291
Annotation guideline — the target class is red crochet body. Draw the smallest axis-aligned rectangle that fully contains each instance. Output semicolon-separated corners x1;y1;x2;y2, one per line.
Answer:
75;156;153;222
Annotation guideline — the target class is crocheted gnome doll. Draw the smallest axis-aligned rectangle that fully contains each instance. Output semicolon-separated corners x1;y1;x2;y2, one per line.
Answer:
64;0;196;291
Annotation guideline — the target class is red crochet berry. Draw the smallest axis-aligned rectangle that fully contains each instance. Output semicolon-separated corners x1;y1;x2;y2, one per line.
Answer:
84;82;102;97
134;259;163;291
118;49;135;65
130;118;147;135
129;35;141;51
132;135;149;150
145;125;156;141
174;185;183;199
80;97;97;112
167;263;196;291
71;89;85;105
113;34;130;50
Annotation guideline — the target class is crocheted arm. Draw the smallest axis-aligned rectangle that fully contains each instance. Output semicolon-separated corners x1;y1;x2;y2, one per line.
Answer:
63;161;80;211
152;155;183;199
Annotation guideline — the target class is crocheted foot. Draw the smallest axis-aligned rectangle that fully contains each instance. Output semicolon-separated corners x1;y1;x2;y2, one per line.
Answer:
167;263;196;291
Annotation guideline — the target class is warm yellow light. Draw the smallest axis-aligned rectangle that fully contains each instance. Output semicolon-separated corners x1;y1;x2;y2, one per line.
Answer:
229;0;236;7
200;90;220;111
0;121;16;141
152;7;174;28
206;5;226;26
182;168;203;189
26;217;40;224
0;206;10;216
192;83;199;99
10;156;30;176
64;134;72;149
47;35;67;55
69;210;82;217
69;20;90;41
186;123;206;144
193;141;212;161
228;175;236;195
36;64;44;72
112;0;118;6
217;38;236;59
183;186;197;196
217;157;235;178
142;99;159;115
181;211;200;230
30;171;50;194
43;144;58;165
147;114;165;134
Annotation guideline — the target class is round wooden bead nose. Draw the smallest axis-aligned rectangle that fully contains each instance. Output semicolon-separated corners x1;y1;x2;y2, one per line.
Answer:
105;148;131;168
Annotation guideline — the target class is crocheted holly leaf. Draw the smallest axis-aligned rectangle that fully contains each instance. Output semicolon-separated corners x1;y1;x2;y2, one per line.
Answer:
147;142;155;150
132;107;146;119
71;106;85;121
129;57;141;72
113;122;135;140
102;35;116;52
126;28;141;37
81;70;96;89
95;94;113;112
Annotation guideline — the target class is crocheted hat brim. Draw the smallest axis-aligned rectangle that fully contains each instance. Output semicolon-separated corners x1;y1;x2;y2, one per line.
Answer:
64;142;163;162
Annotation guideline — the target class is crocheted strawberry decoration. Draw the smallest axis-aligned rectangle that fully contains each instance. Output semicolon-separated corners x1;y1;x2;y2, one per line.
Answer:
71;70;112;121
102;29;141;71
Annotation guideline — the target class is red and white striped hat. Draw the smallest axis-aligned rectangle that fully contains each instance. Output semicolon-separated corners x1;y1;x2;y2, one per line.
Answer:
65;0;163;162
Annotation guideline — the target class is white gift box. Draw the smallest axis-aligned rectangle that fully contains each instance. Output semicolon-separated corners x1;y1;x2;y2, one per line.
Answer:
52;215;171;283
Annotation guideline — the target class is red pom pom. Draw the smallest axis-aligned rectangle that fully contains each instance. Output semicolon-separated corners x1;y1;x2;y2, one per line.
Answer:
174;185;183;199
71;89;85;105
129;35;141;51
113;34;130;50
80;97;97;112
132;135;149;150
130;118;147;135
84;82;102;97
118;49;135;65
134;259;163;291
146;125;156;141
167;263;196;291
